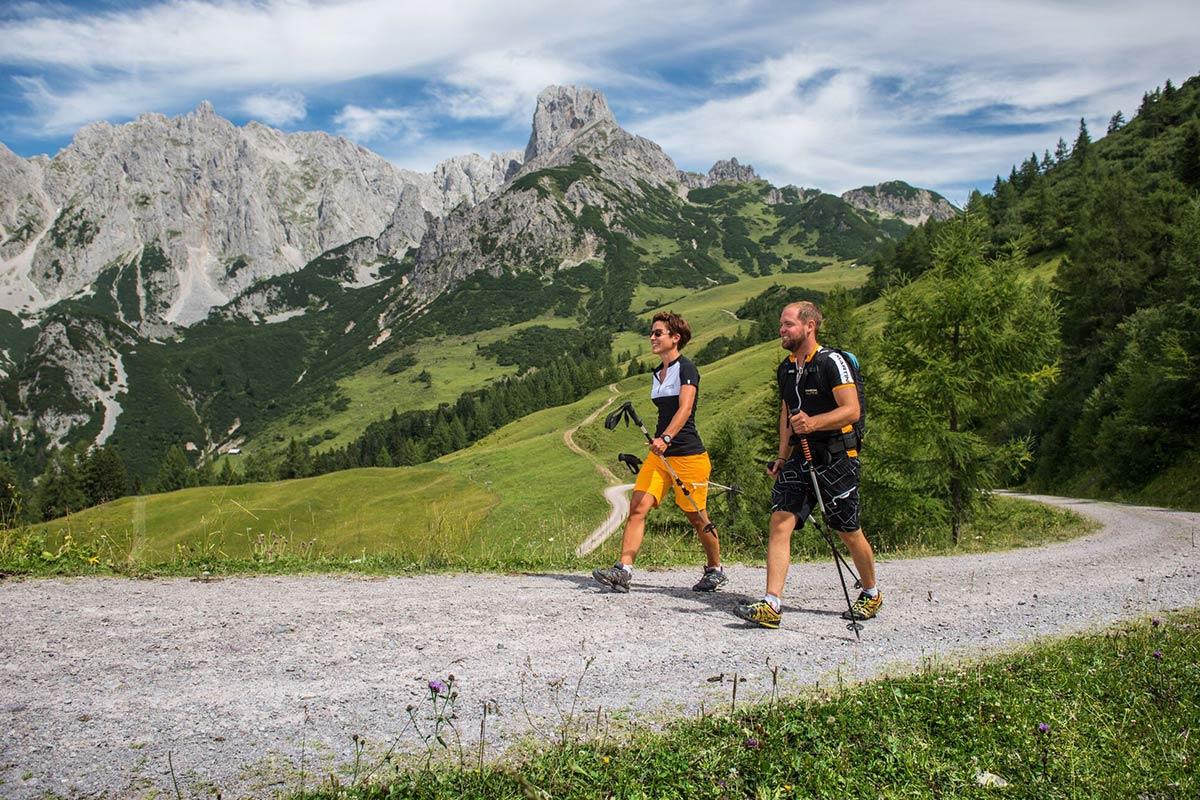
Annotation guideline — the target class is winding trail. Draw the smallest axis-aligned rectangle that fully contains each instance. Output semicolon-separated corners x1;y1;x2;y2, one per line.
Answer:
563;384;634;556
1;496;1197;799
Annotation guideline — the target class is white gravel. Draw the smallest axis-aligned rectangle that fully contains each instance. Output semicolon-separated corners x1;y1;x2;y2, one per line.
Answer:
1;495;1197;798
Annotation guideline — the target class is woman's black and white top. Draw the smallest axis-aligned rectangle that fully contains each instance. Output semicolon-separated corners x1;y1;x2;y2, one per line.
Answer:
650;356;705;456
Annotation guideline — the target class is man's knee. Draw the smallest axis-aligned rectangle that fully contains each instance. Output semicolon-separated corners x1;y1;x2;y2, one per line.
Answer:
769;511;797;538
837;528;870;548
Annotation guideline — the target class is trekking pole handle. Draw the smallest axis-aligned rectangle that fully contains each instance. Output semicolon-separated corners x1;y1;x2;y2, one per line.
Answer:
799;438;813;462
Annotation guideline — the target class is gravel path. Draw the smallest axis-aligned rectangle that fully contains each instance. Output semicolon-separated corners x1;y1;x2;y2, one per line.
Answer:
1;495;1197;798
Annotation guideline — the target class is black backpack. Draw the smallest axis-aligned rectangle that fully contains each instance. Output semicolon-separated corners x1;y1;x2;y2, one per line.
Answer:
808;347;868;450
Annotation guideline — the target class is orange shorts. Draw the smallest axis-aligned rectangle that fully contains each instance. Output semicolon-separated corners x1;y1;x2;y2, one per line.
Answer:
633;451;711;511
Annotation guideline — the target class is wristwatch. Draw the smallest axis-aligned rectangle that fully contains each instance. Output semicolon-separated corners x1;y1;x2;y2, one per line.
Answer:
661;433;673;444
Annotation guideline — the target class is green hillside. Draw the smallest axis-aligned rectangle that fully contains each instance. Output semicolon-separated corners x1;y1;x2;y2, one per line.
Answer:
865;74;1200;504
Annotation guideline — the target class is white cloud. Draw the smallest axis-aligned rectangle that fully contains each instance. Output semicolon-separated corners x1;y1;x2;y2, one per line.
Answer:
434;51;604;122
240;91;306;126
0;0;1196;196
333;104;420;143
0;0;704;133
628;0;1200;201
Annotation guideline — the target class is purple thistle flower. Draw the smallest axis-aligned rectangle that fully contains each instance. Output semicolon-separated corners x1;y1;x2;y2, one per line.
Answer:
1151;618;1161;628
428;679;447;695
744;737;761;749
1037;722;1050;734
1153;650;1163;660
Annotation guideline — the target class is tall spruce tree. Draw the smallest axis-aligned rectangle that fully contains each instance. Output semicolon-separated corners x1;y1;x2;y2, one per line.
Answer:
153;446;198;493
217;459;238;486
1073;118;1092;163
36;450;87;521
880;217;1059;542
80;445;128;506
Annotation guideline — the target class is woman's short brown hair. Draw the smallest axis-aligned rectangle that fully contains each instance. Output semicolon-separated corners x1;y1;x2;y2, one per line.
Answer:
652;311;692;350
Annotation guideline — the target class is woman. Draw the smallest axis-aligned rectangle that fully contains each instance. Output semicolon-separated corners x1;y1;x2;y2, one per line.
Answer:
593;311;726;593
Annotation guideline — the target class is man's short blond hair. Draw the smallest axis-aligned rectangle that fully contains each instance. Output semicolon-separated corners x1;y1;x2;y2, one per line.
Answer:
783;300;822;332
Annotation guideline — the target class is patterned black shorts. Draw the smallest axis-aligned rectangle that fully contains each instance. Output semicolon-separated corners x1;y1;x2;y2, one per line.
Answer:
770;453;861;532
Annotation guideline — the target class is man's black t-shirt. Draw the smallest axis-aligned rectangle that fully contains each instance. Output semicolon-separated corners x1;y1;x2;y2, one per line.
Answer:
651;356;705;456
777;346;857;446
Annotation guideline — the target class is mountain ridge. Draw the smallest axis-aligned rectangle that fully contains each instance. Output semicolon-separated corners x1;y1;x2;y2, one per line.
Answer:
1;84;947;482
0;102;522;328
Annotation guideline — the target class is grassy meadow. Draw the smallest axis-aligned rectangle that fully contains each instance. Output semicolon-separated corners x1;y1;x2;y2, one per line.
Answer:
3;254;1090;577
8;339;1092;576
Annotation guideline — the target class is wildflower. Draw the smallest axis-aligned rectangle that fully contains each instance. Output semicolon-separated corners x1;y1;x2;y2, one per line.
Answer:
1037;723;1050;734
428;679;447;695
1151;618;1162;628
1153;650;1163;660
601;756;610;765
744;737;761;749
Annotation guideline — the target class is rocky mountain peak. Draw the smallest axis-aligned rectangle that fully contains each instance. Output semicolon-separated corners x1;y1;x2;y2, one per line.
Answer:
840;181;958;226
524;85;616;162
707;157;759;184
677;157;762;191
0;104;520;327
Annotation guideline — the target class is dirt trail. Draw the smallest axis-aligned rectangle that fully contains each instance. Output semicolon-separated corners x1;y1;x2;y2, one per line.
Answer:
1;496;1196;799
563;384;634;556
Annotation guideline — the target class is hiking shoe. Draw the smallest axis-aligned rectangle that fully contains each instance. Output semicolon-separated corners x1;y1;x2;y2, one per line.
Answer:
842;590;883;621
692;567;728;592
592;564;631;593
735;600;781;629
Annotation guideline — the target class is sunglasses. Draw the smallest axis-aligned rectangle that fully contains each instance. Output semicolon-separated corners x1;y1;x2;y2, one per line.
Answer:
649;329;671;338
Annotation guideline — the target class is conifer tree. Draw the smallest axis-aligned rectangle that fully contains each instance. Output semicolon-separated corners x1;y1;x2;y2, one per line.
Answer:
195;459;215;487
394;438;425;466
1108;110;1126;134
1177;121;1200;189
1073;118;1092;163
880;218;1059;542
241;450;275;484
37;450;87;520
278;439;312;480
217;459;238;486
153;446;198;493
1054;137;1071;163
821;286;866;355
80;446;128;506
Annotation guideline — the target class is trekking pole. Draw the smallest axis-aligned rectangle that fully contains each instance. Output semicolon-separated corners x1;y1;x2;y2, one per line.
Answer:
806;514;861;589
605;402;718;534
799;437;862;640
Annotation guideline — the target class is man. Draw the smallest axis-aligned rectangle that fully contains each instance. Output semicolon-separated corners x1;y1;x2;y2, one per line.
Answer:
736;301;881;629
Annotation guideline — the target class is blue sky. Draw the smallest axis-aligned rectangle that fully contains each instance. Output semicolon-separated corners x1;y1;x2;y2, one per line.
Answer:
1;0;1197;204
